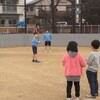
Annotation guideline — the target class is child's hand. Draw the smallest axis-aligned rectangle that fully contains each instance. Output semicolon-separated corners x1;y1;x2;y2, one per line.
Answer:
85;59;87;61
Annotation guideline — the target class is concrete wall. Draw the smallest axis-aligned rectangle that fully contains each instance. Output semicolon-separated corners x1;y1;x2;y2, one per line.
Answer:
0;34;100;47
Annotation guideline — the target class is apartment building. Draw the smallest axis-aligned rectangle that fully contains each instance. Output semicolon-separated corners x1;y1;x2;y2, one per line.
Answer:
0;0;24;26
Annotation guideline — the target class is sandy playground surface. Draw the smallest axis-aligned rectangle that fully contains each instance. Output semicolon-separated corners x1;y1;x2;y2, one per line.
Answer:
0;46;100;100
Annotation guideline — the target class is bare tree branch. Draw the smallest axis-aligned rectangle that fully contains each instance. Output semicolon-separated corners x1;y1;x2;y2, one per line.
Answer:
39;8;52;25
55;0;60;8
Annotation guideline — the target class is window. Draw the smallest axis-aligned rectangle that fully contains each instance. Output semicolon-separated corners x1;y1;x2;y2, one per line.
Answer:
1;20;4;24
3;0;17;12
9;19;17;25
13;20;16;24
9;20;12;24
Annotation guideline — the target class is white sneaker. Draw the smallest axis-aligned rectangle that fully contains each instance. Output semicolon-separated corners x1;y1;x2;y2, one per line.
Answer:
85;94;96;98
75;97;80;100
67;98;72;100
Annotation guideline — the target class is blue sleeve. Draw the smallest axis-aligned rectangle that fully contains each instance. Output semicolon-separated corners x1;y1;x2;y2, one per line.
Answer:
50;34;52;40
43;34;46;40
49;33;52;40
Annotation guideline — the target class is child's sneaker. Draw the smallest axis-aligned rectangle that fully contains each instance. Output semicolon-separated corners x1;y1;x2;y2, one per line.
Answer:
35;59;40;63
75;97;80;100
32;59;35;62
85;94;96;98
95;93;99;96
66;98;72;100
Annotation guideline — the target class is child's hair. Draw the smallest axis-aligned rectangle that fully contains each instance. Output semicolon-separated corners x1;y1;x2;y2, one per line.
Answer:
46;29;49;32
34;32;38;35
91;40;100;49
67;41;78;52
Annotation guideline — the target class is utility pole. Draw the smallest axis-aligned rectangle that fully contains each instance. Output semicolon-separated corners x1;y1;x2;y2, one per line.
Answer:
24;0;27;33
80;0;83;33
72;0;76;33
51;0;55;33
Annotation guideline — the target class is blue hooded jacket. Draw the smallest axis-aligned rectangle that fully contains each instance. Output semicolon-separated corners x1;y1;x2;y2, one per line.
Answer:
43;33;52;41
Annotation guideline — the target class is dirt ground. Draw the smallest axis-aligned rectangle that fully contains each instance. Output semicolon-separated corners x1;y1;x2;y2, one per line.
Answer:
0;46;100;100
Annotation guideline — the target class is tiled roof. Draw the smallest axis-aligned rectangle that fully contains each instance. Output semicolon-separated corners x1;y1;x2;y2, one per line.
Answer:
26;0;40;5
27;0;70;5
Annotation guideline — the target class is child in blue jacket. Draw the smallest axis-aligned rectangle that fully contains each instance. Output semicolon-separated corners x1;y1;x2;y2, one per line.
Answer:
32;32;40;63
43;30;52;52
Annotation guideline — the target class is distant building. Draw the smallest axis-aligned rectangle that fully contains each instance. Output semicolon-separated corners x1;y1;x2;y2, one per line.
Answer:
0;0;25;27
26;0;71;26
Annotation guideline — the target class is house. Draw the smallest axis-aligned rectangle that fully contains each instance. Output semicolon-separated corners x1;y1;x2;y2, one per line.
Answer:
26;0;72;26
0;0;25;27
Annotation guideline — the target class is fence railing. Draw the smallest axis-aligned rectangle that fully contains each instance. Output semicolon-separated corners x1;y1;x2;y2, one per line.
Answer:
56;25;100;34
0;25;100;34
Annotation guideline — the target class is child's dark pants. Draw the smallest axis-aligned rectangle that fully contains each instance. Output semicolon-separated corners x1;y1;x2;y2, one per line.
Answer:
67;81;80;98
86;70;98;96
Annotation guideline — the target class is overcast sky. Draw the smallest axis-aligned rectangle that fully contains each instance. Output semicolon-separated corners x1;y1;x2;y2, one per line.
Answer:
26;0;33;3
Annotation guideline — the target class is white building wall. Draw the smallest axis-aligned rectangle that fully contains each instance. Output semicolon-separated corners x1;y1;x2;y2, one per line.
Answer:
17;0;24;21
19;0;24;5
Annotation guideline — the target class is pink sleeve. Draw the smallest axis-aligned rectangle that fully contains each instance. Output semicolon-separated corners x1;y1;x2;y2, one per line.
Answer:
62;54;66;66
79;53;86;67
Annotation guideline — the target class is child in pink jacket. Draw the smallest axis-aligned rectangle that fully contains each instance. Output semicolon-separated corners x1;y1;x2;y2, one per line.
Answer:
62;41;86;100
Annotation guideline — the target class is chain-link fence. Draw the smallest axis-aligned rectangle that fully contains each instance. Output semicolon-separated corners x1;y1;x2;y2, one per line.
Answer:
26;0;100;33
0;25;100;34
